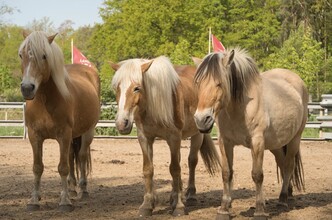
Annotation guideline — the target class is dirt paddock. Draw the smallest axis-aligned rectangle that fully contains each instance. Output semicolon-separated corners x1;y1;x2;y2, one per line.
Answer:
0;138;331;220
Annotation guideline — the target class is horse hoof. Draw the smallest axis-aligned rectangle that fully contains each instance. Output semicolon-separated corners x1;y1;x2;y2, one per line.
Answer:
78;191;89;200
58;204;75;212
138;208;152;217
69;190;78;197
186;197;198;206
253;213;269;220
172;207;187;216
27;204;40;211
216;213;231;220
277;201;288;208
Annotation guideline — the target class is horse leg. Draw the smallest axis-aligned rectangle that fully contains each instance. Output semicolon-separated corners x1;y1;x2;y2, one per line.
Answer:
68;137;80;197
251;136;268;219
166;136;186;216
138;135;156;217
57;133;74;212
77;129;94;199
216;138;234;220
185;133;203;206
270;148;293;200
279;135;302;206
27;134;44;211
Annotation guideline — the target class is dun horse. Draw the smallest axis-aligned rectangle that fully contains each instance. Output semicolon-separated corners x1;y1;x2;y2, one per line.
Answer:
193;48;307;219
111;56;221;216
18;31;100;211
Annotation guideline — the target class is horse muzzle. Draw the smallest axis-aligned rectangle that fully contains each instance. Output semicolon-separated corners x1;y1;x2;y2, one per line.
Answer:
20;83;36;100
194;113;215;134
115;118;133;135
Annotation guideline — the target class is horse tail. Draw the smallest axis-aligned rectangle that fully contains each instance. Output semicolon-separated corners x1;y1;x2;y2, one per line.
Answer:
71;136;82;179
281;145;305;192
292;150;305;191
199;134;221;176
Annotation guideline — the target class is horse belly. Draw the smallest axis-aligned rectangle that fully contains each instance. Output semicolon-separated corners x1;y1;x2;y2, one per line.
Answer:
262;88;305;149
71;83;100;137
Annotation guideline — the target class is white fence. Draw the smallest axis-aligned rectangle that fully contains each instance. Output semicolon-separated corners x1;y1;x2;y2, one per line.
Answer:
0;102;331;140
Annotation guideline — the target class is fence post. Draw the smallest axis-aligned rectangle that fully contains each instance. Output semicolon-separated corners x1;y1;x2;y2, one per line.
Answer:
23;102;27;139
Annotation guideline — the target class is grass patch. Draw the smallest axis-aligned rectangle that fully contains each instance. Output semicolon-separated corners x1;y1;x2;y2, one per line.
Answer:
0;109;24;120
302;128;320;138
0;126;24;136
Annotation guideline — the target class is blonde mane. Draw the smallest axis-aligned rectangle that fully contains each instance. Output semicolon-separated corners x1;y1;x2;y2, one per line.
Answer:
112;56;179;127
18;31;70;99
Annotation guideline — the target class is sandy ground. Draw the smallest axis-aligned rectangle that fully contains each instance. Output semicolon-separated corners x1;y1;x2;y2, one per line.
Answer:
0;138;331;220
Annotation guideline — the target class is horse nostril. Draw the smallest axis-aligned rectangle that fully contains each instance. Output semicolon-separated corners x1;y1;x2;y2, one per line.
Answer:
204;116;212;124
21;83;35;92
124;119;129;127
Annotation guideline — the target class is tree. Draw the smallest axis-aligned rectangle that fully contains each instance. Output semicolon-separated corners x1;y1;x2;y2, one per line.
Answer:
92;0;227;62
26;17;56;34
223;0;281;66
0;25;23;101
263;24;326;100
0;1;17;27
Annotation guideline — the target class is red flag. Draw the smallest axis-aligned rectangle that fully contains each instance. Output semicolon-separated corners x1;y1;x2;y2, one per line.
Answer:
211;34;225;52
72;46;93;67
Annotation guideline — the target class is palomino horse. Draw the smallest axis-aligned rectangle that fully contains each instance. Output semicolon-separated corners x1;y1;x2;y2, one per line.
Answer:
110;56;221;216
18;31;100;211
193;48;307;219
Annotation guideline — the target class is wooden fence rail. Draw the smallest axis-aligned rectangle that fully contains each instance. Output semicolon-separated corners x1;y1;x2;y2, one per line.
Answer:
0;102;331;140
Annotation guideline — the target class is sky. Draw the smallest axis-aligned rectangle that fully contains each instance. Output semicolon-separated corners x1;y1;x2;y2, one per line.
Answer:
2;0;105;29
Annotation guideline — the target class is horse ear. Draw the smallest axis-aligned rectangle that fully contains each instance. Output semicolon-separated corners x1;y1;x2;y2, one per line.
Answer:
141;60;153;73
192;57;203;66
109;61;120;71
222;49;235;66
47;33;58;44
23;30;30;39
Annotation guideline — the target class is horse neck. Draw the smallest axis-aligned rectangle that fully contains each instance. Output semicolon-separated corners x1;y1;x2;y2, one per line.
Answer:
35;78;65;104
136;88;177;128
224;79;261;118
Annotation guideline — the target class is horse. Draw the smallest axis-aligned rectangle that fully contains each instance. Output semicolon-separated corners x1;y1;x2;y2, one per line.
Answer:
110;56;221;217
193;48;308;220
18;31;100;212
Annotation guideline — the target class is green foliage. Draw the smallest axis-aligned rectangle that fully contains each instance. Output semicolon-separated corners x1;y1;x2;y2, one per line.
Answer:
0;26;24;101
224;0;281;66
263;24;325;99
95;103;118;136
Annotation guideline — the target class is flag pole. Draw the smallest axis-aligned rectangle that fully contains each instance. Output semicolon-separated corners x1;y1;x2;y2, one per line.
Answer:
208;27;211;54
71;38;74;64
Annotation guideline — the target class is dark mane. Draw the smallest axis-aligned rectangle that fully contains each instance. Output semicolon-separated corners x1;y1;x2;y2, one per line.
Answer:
194;48;260;104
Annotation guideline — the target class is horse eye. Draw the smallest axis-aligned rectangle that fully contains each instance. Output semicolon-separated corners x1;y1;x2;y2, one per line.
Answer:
133;86;140;93
42;54;47;60
19;54;22;59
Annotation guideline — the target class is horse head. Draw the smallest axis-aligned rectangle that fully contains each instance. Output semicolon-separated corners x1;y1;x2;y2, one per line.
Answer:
18;31;58;100
110;59;153;134
193;50;235;133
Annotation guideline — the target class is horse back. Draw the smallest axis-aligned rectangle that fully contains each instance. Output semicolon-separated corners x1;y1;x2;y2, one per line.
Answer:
65;64;100;97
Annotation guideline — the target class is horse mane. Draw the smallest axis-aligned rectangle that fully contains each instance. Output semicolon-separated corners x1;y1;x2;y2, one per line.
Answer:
112;56;179;127
195;47;260;104
145;56;179;126
18;31;70;99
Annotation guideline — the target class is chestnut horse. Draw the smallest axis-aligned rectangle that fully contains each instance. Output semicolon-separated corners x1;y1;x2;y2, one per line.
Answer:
111;56;221;216
193;48;307;219
18;31;100;211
